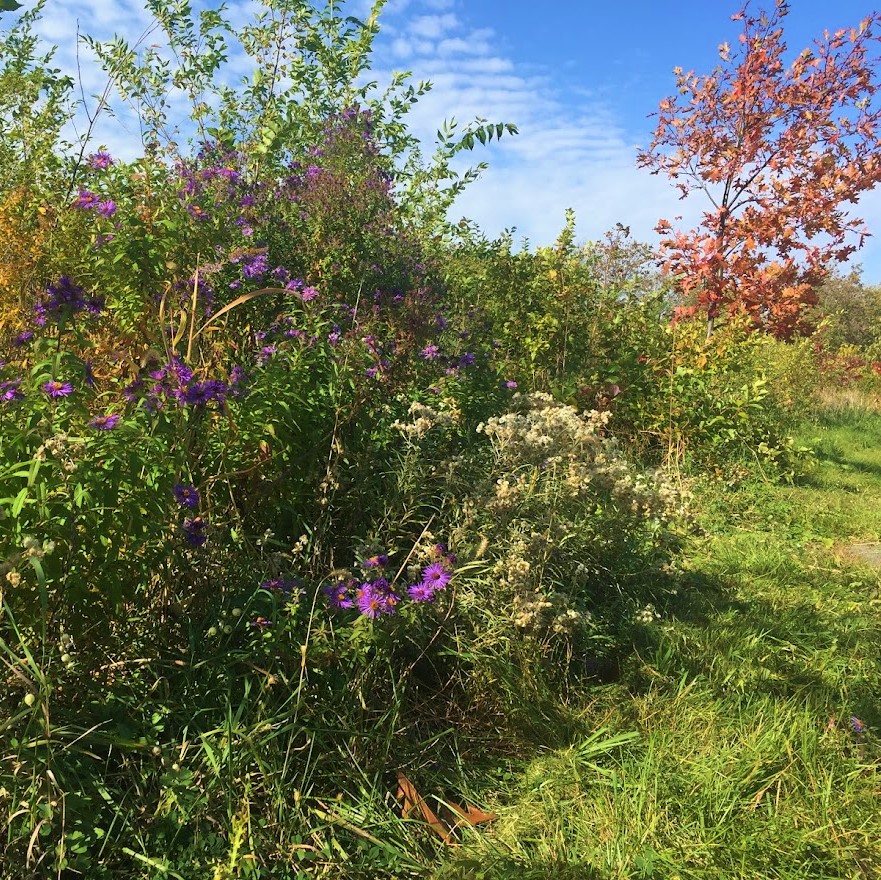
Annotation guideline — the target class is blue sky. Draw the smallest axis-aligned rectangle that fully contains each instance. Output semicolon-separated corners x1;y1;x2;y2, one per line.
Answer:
20;0;881;281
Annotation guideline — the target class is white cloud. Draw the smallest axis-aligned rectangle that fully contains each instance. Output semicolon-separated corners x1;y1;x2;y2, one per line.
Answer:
408;13;458;39
391;37;414;58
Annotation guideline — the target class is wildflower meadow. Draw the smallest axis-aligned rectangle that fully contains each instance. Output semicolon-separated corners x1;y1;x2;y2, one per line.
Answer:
2;1;881;877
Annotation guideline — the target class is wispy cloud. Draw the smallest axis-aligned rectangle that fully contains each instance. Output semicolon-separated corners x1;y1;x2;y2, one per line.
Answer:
369;1;680;245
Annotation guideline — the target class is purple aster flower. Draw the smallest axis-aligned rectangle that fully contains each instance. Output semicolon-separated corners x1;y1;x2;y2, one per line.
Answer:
851;716;867;734
42;380;74;398
73;189;101;210
182;382;211;407
241;252;269;280
83;361;96;388
12;331;34;346
505;380;518;390
421;344;439;360
261;578;301;597
88;151;114;169
0;379;24;402
355;582;383;618
301;286;319;302
229;365;247;396
356;579;399;618
407;582;436;603
88;413;120;430
41;276;100;319
182;516;207;546
187;203;210;221
459;352;476;367
96;200;117;217
173;483;200;507
272;266;291;283
170;359;194;385
363;553;389;569
365;367;378;379
258;345;277;365
421;562;451;592
323;580;355;610
46;276;85;311
434;543;457;565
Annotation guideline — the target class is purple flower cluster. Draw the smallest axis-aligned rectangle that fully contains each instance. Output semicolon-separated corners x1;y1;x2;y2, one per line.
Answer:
12;331;34;347
323;544;455;616
73;190;100;210
171;275;215;316
323;578;357;609
261;578;302;597
36;276;103;323
183;379;231;408
175;147;261;234
124;357;237;412
0;378;24;403
72;189;116;216
88;413;120;431
173;483;200;507
323;570;399;618
407;560;452;603
88;151;114;169
238;252;269;280
363;553;389;569
182;516;207;546
355;578;400;618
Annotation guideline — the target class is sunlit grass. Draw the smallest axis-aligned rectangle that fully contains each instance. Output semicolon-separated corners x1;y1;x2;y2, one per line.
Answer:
435;403;881;880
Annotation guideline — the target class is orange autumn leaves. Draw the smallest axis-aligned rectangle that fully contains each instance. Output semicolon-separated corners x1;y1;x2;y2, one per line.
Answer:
638;0;881;338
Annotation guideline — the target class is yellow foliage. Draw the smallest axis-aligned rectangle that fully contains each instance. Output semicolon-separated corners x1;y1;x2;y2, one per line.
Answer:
0;188;44;333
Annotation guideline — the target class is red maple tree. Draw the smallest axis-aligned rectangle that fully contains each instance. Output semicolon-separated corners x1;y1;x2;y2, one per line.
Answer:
638;0;881;338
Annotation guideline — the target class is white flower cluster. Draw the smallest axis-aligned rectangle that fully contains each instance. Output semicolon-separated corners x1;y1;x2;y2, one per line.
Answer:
392;399;460;439
634;603;660;625
0;536;57;596
478;393;685;521
512;588;587;636
493;532;589;638
37;432;80;473
22;535;55;558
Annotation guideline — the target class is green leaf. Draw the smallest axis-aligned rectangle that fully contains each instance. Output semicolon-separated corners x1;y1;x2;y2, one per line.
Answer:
0;0;22;13
11;487;28;517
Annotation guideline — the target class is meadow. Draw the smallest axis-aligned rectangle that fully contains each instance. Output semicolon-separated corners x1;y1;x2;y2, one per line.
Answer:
1;1;880;877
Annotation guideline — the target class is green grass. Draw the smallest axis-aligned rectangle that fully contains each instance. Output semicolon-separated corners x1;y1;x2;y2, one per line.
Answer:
432;405;881;880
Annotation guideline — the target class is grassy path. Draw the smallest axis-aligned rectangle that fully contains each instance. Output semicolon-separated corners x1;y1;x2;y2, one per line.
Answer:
435;406;881;880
